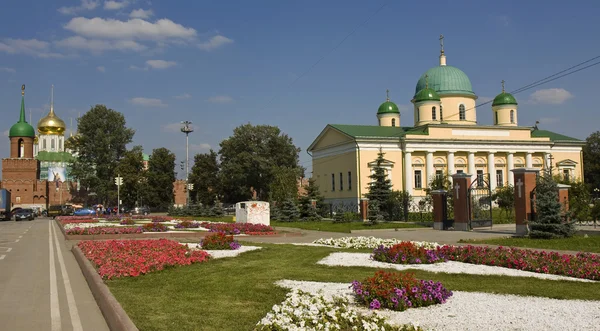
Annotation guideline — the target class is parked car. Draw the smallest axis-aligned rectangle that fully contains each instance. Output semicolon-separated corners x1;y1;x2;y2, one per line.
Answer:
47;205;75;218
14;208;35;221
74;208;95;216
132;206;151;216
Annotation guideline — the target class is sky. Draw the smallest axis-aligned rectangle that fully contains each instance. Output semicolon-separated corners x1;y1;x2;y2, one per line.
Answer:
1;0;600;179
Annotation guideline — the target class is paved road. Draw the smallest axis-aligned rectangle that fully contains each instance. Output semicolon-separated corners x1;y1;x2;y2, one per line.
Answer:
0;218;108;331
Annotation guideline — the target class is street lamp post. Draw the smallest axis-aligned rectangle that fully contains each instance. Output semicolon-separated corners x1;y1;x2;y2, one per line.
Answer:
115;175;123;215
181;121;194;206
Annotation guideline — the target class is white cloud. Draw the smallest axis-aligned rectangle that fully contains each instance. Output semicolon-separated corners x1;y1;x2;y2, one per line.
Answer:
55;36;147;53
162;122;196;133
0;38;64;58
64;17;197;41
130;8;153;19
207;95;234;104
146;59;177;69
174;93;191;99
0;67;16;73
129;97;167;107
104;0;128;10
529;88;573;104
3;130;8;137
190;143;211;151
58;0;99;15
97;66;106;72
129;65;147;71
198;35;233;51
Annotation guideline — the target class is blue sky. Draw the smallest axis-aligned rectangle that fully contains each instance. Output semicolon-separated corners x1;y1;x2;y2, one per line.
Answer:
1;0;599;178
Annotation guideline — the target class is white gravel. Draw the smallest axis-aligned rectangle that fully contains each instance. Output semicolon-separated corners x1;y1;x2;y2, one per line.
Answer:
184;243;262;259
276;279;600;331
317;252;595;283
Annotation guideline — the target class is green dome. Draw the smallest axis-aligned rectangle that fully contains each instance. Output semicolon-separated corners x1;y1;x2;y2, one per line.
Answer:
415;65;475;97
414;88;441;102
377;101;400;114
492;92;518;106
9;94;35;138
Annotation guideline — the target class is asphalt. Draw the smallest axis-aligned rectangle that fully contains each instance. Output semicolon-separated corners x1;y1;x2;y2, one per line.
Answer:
0;217;108;331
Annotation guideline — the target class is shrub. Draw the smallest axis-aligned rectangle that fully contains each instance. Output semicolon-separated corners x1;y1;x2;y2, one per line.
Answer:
200;232;241;250
174;220;201;229
120;218;135;225
351;270;452;311
142;222;168;232
372;242;446;264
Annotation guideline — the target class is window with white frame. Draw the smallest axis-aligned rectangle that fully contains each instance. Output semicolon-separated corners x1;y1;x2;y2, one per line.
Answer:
459;104;466;120
496;169;504;187
391;118;396;127
435;169;443;179
414;170;422;189
563;169;570;181
440;105;443;121
477;170;484;187
510;110;515;123
432;106;436;120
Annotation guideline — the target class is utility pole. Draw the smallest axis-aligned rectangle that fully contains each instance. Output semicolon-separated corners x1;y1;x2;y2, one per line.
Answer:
181;121;194;206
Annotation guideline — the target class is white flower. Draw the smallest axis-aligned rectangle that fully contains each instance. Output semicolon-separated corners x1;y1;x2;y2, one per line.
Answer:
312;236;440;250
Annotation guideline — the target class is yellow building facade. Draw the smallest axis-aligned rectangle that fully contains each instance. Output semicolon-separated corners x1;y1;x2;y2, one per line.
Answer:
308;43;584;205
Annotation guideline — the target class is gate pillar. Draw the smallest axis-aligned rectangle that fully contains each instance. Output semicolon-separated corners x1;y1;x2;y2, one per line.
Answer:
451;173;471;231
360;198;369;222
557;184;570;213
431;190;447;230
511;168;539;236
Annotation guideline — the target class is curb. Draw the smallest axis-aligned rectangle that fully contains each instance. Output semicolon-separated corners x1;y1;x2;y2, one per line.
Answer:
71;245;139;331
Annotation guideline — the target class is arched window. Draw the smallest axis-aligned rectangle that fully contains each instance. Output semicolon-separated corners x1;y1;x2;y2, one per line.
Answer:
459;104;466;120
43;139;47;149
510;110;515;123
391;118;396;127
18;138;24;158
440;105;443;121
416;110;420;122
495;111;499;124
432;107;437;120
51;139;55;150
59;139;62;151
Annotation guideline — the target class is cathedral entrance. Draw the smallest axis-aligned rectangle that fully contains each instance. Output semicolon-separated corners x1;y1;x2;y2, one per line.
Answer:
467;173;493;228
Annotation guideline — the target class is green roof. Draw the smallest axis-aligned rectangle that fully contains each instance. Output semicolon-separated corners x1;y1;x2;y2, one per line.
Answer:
415;65;475;96
414;88;441;102
530;130;582;142
36;151;75;162
377;101;400;114
9;95;35;138
492;92;518;106
329;124;428;139
143;153;150;161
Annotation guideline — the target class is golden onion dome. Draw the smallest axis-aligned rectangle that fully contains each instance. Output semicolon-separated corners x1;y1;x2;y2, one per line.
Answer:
37;106;66;135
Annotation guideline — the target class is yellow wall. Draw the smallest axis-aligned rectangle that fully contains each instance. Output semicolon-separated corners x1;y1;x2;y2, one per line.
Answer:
493;105;518;126
411;126;548;142
414;101;441;126
439;96;477;124
311;129;353;151
357;149;404;197
378;114;401;127
313;151;358;200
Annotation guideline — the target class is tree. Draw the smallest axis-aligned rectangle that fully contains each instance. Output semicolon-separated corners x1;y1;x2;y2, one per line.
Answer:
269;166;299;202
69;105;135;205
189;150;220;206
219;124;302;203
272;199;300;222
529;171;575;238
365;150;392;221
146;148;176;210
492;185;514;220
584;131;600;190
115;146;146;208
554;176;591;224
299;178;325;220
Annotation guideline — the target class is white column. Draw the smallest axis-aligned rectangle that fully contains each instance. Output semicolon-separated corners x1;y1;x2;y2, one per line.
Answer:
526;152;533;168
544;153;551;170
426;151;434;187
447;151;455;182
507;152;514;186
488;152;496;191
467;152;475;180
404;151;413;195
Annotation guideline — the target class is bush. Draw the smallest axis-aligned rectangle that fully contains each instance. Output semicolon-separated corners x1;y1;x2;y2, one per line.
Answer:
174;220;201;229
119;218;135;225
351;270;452;311
142;222;168;232
372;242;446;264
200;232;241;250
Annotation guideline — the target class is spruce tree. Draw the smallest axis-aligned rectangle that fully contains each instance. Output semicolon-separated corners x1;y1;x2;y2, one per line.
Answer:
275;199;300;222
365;150;393;221
529;170;575;238
299;178;324;220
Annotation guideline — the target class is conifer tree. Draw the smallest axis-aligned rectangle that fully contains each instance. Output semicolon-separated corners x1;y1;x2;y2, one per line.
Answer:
274;199;300;222
529;170;575;238
365;150;393;221
299;178;325;220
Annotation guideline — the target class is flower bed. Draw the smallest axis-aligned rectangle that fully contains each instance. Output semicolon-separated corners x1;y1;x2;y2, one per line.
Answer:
66;227;143;235
131;215;174;222
438;245;600;281
255;289;423;331
351;270;452;311
63;222;123;230
57;216;95;222
78;239;210;279
372;242;446;264
120;218;135;225
142;222;168;232
200;222;275;235
174;220;201;229
200;232;241;250
313;236;440;250
60;219;99;225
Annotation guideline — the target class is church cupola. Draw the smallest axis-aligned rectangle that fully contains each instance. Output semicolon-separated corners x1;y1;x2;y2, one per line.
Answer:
8;85;35;158
377;89;400;127
492;80;518;126
412;75;442;126
37;85;67;153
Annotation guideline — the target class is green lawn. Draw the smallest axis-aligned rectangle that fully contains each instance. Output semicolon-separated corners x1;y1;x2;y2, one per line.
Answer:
107;243;600;331
270;220;425;233
460;235;600;253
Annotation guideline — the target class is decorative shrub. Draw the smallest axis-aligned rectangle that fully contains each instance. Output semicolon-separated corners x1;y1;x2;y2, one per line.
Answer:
372;242;446;264
142;222;168;232
65;227;143;235
439;245;600;280
174;220;201;229
200;232;241;250
78;239;210;279
351;270;453;311
120;218;135;225
200;222;275;235
255;289;423;331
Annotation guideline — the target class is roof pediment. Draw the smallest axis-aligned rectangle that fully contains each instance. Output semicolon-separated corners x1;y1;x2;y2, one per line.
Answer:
556;159;578;166
367;159;395;168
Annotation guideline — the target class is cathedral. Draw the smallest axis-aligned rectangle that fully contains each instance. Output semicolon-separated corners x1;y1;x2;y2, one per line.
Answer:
308;39;585;205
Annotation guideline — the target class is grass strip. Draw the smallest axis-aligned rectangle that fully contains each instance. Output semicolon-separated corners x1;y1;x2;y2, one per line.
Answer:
271;220;424;233
460;235;600;253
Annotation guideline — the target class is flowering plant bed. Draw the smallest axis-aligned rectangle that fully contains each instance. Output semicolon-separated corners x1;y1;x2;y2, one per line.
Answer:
66;227;143;235
313;236;440;250
119;218;135;225
60;219;99;225
255;289;423;331
131;215;174;222
351;270;452;311
372;242;446;264
63;222;123;230
438;245;600;280
78;239;210;279
142;222;168;232
200;222;275;235
200;232;241;250
245;231;277;236
174;220;201;229
57;216;94;222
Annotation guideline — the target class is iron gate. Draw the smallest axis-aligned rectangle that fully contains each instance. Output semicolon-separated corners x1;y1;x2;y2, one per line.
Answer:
467;173;493;228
